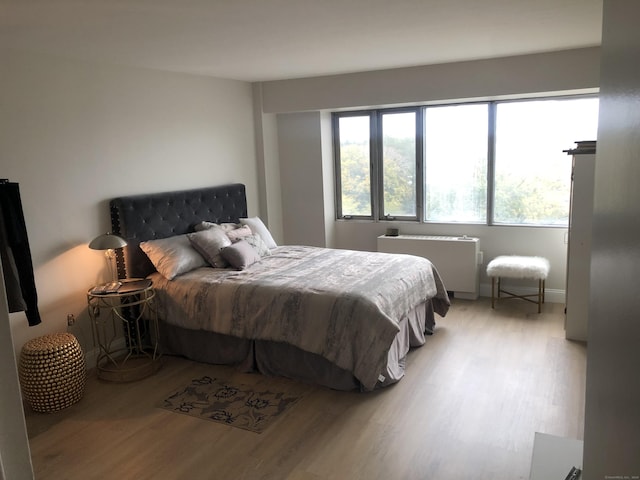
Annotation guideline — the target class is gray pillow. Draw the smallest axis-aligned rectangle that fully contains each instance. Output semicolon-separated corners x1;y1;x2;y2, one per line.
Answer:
187;227;232;268
220;239;261;270
140;234;207;279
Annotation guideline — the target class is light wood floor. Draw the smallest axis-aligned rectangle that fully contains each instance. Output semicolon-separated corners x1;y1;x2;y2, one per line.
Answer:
25;297;586;480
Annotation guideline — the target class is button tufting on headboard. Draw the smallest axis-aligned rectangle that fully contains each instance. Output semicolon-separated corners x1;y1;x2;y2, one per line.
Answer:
110;184;247;279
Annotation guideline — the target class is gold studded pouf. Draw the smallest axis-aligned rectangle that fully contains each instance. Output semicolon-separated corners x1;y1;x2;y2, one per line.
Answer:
19;333;86;413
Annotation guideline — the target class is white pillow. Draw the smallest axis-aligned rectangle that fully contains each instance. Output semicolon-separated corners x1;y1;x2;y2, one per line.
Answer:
239;217;277;249
243;233;271;257
187;227;232;268
139;234;207;280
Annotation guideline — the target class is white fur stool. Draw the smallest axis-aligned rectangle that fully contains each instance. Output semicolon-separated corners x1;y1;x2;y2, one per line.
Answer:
486;255;550;313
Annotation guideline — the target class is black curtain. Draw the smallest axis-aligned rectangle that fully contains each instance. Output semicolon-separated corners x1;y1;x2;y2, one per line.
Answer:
0;180;41;326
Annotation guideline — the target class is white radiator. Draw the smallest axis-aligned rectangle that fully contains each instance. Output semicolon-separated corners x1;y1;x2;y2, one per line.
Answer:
377;234;480;300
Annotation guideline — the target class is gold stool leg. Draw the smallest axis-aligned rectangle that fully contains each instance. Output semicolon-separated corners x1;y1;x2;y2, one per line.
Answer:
537;279;543;313
491;277;495;308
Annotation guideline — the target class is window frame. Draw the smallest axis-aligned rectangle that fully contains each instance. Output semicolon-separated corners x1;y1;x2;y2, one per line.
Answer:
377;106;423;222
333;110;376;220
332;93;598;227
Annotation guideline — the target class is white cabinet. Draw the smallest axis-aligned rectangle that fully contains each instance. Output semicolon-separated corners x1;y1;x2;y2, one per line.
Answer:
529;432;583;480
565;144;596;342
377;234;480;299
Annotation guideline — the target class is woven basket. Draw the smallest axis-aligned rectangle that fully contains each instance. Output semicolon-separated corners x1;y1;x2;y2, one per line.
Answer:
19;333;86;413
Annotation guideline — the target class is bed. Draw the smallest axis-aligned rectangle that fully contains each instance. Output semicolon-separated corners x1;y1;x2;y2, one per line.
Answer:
110;183;450;391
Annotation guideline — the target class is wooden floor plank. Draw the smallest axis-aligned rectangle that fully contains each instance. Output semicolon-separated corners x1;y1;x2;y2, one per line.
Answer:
25;297;586;480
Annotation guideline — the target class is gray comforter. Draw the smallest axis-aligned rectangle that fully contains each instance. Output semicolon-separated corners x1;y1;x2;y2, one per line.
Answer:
150;245;450;390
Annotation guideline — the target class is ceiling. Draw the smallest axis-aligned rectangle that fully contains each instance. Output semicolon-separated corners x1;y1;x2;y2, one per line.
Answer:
1;0;603;82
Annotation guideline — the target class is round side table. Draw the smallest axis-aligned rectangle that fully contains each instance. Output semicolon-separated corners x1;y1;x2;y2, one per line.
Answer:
19;333;86;413
87;278;161;382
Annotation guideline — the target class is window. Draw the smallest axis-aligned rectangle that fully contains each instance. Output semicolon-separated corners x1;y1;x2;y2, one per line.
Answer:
425;104;488;223
333;95;599;226
381;110;419;219
335;114;372;218
493;97;599;225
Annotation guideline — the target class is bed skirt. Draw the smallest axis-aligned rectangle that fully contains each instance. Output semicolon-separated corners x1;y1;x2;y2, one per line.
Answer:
158;299;435;391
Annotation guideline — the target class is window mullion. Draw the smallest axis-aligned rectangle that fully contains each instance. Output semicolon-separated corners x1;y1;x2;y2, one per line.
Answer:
371;112;381;221
416;108;424;222
332;113;343;219
487;102;496;225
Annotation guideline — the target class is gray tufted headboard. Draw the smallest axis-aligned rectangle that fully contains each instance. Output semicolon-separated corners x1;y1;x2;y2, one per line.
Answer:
110;183;247;279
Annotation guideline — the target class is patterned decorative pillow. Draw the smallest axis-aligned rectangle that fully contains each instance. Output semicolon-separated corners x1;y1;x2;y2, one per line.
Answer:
225;224;253;242
243;233;271;257
194;221;239;233
140;234;207;279
240;217;277;249
187;227;232;268
220;239;261;270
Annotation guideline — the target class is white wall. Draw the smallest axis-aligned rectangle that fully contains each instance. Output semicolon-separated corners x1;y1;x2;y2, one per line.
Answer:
260;47;600;113
251;83;283;242
0;49;258;357
583;1;640;477
320;112;336;248
276;112;328;246
258;48;601;299
0;48;258;480
0;264;33;479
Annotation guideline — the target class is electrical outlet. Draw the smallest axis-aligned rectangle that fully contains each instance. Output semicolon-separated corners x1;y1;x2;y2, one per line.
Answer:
67;314;75;326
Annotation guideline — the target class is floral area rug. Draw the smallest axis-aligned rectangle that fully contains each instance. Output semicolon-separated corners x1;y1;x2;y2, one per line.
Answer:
160;375;306;433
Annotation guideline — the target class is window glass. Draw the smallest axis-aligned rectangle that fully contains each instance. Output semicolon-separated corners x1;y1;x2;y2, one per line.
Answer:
382;111;417;218
494;98;599;225
424;104;488;222
337;115;371;217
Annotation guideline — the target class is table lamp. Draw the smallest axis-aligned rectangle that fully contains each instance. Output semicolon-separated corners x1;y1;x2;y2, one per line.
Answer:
89;233;127;283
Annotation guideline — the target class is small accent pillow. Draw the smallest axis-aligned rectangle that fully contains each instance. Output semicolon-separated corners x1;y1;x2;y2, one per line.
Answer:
225;224;253;242
194;221;239;233
220;239;261;270
243;233;271;257
240;217;277;249
187;227;232;268
140;234;207;279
